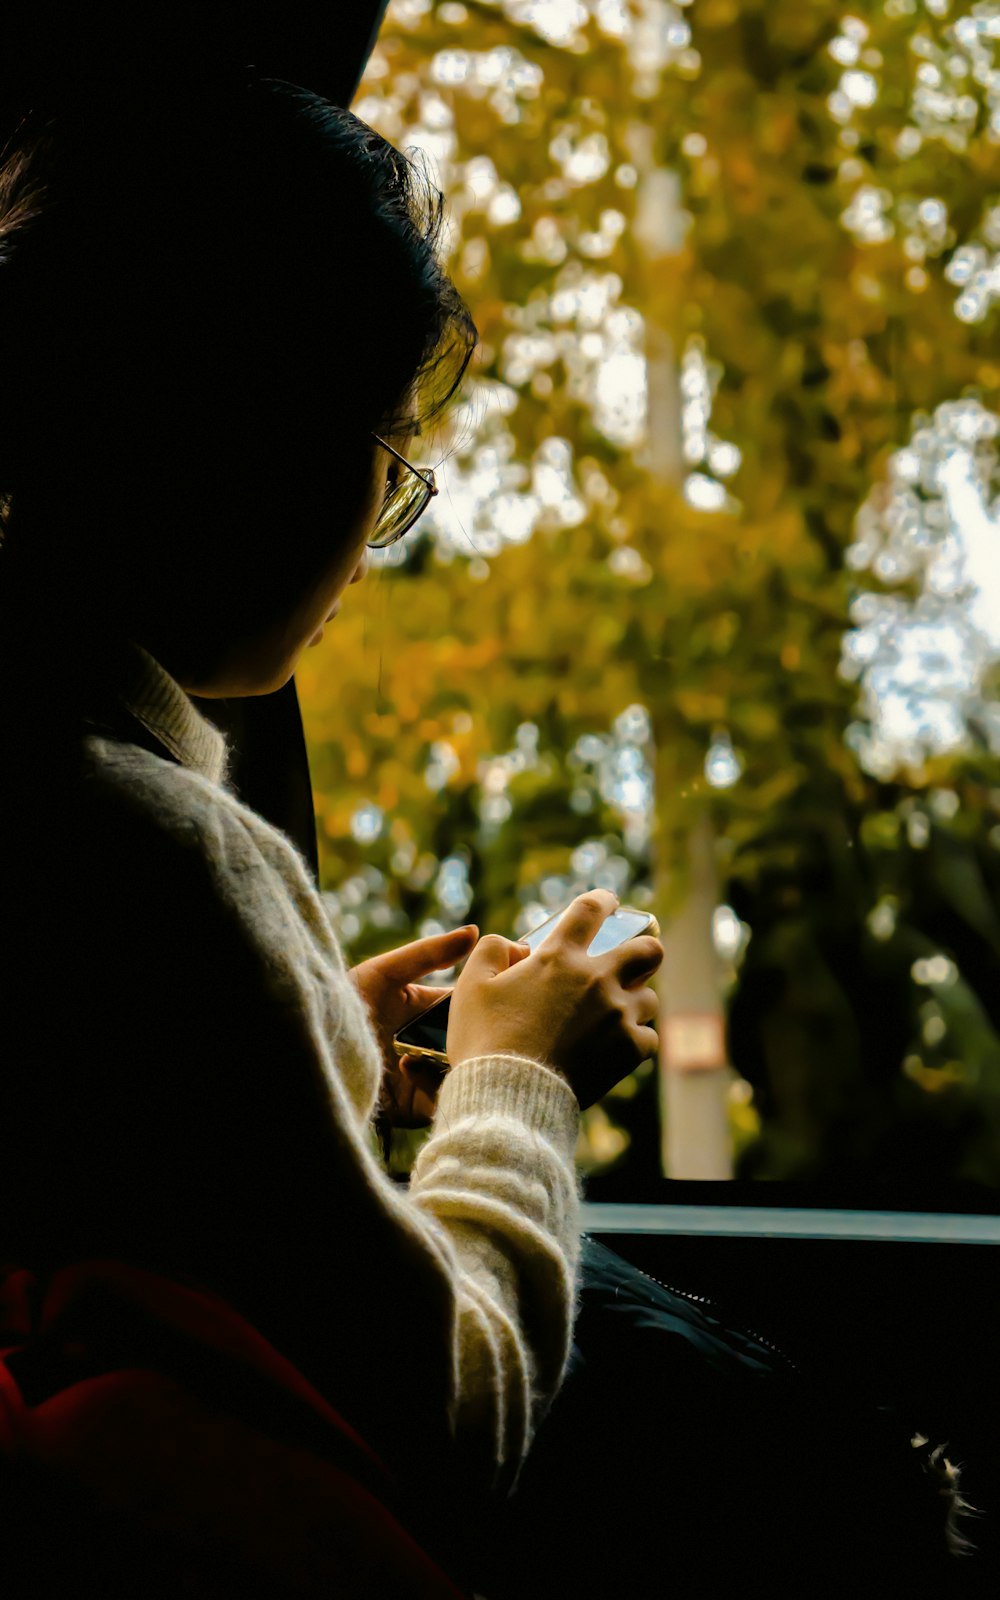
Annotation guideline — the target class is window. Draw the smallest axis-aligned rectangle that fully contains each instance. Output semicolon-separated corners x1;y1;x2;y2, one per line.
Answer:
298;0;1000;1212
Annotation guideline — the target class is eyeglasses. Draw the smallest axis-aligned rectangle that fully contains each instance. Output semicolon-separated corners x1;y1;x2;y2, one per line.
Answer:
368;433;438;549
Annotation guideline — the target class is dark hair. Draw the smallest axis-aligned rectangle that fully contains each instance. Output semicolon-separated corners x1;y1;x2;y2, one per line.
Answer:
0;67;476;670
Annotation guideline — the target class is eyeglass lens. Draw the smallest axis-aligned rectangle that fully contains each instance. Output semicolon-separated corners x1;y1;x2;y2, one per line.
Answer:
368;468;435;548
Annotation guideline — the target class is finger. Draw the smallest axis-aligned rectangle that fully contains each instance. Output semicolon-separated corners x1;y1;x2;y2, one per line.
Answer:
404;984;454;1015
402;1056;447;1122
377;925;479;981
400;1054;447;1087
616;936;665;987
554;890;619;948
630;1022;659;1063
629;987;660;1027
410;1084;441;1125
463;933;531;981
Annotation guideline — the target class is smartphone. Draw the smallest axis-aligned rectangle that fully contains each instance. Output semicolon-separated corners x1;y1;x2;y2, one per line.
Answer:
392;904;660;1066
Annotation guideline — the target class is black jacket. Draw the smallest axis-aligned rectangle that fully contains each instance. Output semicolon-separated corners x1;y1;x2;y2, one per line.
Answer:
477;1236;978;1599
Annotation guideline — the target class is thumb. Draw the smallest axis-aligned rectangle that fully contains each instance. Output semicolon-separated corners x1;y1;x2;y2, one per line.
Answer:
380;924;479;980
414;923;480;967
463;933;531;981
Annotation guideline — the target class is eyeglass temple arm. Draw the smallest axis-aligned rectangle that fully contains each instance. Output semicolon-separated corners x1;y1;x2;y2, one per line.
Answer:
371;432;438;494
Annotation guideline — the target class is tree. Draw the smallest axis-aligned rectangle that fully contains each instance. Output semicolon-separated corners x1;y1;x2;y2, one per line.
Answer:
300;0;1000;1188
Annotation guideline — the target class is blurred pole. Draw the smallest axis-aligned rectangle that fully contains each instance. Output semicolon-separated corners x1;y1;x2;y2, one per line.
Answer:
655;805;733;1179
632;123;733;1180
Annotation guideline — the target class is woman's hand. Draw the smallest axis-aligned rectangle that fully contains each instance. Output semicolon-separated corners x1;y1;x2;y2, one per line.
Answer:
447;891;663;1110
349;924;479;1128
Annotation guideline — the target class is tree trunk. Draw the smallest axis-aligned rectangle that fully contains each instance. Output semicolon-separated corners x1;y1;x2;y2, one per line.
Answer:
636;135;733;1179
653;801;733;1179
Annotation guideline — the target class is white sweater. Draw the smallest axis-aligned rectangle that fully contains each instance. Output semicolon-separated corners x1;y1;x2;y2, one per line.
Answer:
49;638;582;1502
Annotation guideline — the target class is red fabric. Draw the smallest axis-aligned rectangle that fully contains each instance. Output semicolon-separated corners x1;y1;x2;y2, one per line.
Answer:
0;1259;468;1598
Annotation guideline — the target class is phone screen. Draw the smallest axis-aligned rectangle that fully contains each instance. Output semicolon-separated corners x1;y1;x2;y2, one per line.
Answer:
394;906;654;1058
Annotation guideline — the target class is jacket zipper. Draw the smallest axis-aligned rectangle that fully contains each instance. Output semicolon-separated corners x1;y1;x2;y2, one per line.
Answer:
618;1254;804;1377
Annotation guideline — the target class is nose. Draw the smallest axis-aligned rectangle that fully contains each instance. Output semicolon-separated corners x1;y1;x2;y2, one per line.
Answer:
351;549;370;585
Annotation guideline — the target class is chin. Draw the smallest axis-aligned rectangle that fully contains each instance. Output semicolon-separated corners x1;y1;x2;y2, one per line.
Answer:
185;654;297;700
246;658;299;697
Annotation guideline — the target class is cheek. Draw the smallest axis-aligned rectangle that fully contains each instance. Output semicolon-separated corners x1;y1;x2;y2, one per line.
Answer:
309;450;382;605
363;463;386;540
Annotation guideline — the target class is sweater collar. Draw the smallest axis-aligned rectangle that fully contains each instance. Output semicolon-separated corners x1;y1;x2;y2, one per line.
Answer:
112;638;231;787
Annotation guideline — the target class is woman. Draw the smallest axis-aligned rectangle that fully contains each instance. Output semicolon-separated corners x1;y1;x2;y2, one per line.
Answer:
0;60;662;1589
0;61;977;1599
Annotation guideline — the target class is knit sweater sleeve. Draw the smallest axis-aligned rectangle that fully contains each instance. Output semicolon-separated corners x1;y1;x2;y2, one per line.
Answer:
81;745;582;1500
407;1057;582;1482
